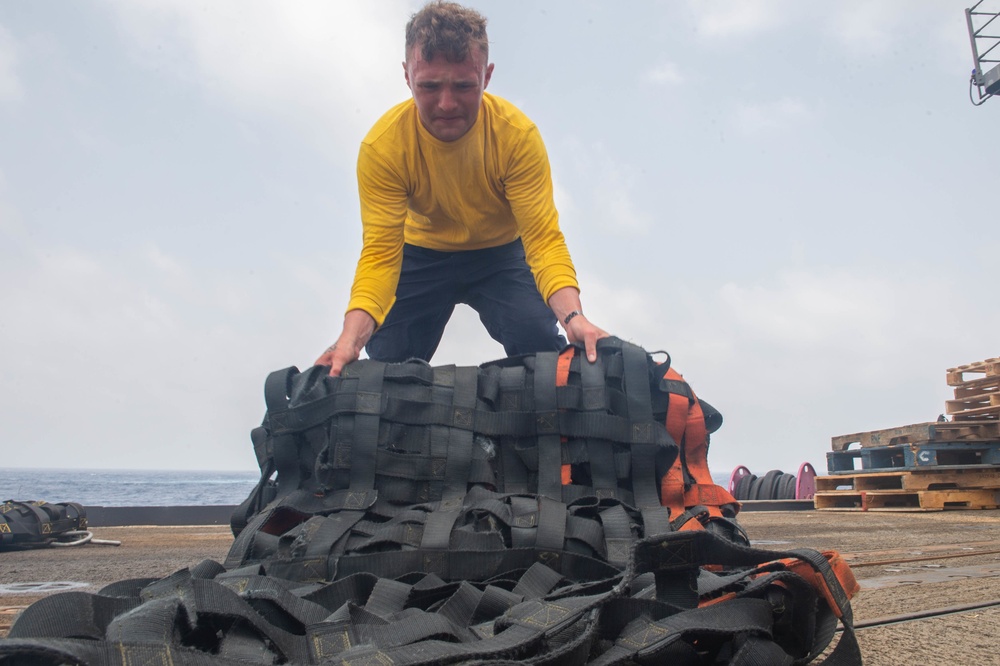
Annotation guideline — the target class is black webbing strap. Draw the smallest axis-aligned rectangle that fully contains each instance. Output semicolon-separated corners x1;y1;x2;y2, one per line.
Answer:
443;366;478;499
590;598;779;666
619;344;658;505
223;505;282;569
5;591;140;641
499;364;526;410
298;571;379;609
419;498;463;550
599;504;634;567
292;510;369;580
231;426;275;530
224;575;333;630
497;592;609;640
582;437;615;498
577;350;620;499
654;567;700;609
577;346;608;410
564;512;607;558
365;577;413;616
511;561;564;598
343;360;386;491
536;495;567;552
356;612;473;649
473;584;523;620
423;368;454;506
610;343;672;536
496;365;530;493
509;495;538;548
308;615;537;665
101;578;307;664
261;367;305;500
533;351;563;499
346;519;423;554
435;580;483;627
382;361;435;384
483;391;652;440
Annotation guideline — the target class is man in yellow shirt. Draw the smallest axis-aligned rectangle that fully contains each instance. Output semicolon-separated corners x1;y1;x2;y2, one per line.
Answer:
317;1;608;376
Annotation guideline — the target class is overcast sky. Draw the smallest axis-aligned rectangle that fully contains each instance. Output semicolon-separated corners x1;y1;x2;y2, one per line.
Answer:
1;1;997;479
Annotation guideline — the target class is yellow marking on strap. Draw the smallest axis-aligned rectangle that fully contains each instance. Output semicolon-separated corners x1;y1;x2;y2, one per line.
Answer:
312;631;352;659
118;642;175;666
621;621;669;650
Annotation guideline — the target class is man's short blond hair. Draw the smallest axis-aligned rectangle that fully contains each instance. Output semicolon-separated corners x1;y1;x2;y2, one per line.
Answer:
405;1;489;63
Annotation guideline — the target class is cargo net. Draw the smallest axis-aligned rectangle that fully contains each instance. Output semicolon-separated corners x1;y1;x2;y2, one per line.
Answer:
0;340;862;665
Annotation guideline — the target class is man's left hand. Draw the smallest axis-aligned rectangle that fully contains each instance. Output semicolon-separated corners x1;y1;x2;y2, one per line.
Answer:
565;314;609;363
547;286;609;363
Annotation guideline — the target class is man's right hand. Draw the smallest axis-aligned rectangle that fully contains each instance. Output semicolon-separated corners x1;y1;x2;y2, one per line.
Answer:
314;310;377;377
314;342;361;377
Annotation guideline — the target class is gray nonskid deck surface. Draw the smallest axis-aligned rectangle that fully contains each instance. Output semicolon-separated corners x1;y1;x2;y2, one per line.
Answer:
2;509;1000;665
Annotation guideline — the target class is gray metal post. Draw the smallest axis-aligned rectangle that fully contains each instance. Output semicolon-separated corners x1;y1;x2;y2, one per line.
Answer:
967;5;984;85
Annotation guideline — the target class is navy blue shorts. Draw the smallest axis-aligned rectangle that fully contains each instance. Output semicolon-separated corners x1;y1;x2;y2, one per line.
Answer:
366;239;566;362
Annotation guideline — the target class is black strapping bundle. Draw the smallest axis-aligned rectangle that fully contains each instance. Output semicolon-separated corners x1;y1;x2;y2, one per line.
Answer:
0;340;862;665
0;500;87;550
2;524;861;665
230;339;683;543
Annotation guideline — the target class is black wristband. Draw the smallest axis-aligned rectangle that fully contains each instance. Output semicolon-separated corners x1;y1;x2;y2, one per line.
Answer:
563;310;582;325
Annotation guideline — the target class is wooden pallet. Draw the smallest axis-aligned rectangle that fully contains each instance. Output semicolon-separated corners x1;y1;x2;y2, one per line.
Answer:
947;393;1000;412
952;376;1000;400
947;358;1000;386
946;392;1000;422
830;421;1000;452
816;466;1000;492
814;488;1000;511
949;405;1000;421
826;441;1000;472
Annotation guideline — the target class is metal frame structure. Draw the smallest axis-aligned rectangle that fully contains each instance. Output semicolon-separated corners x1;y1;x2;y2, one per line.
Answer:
966;1;1000;105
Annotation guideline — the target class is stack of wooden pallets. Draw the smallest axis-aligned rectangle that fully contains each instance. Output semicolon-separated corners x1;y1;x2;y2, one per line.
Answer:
814;356;1000;511
945;357;1000;421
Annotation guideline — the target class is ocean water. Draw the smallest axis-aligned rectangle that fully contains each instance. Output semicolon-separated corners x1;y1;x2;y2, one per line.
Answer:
0;468;261;507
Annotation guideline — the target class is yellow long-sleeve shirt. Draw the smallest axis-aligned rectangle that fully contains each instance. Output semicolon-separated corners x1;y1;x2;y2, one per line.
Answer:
347;92;579;326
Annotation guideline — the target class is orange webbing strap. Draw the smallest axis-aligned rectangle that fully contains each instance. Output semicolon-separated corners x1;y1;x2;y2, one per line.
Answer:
681;386;738;516
662;367;689;445
660;366;691;522
557;347;574;486
780;551;860;618
659;367;738;528
699;551;860;619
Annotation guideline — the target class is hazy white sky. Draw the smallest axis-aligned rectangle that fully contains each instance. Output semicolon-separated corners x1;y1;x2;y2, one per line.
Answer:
1;1;997;478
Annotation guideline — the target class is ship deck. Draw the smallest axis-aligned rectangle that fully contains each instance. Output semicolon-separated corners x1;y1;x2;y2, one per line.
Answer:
2;508;999;665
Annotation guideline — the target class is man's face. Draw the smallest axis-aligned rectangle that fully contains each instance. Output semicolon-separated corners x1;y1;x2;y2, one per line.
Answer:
403;46;494;142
